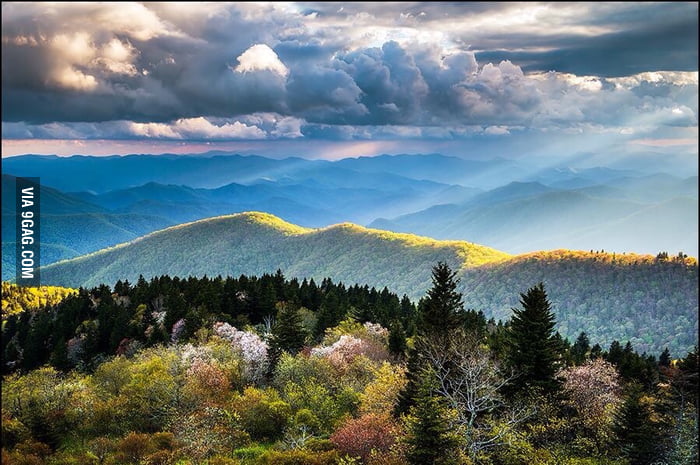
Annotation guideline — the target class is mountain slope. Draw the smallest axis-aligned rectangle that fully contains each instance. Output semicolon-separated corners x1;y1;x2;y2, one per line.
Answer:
460;249;698;355
41;212;510;297
39;212;697;355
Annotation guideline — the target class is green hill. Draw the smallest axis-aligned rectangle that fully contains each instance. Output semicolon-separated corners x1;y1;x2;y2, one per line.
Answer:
460;249;698;355
41;212;510;298
40;212;698;355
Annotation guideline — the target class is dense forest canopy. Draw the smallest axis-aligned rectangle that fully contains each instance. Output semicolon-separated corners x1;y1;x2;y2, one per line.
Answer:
2;266;698;464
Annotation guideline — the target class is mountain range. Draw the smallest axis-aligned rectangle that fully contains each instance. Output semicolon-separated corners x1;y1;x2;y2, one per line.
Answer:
370;179;698;254
3;152;697;273
38;211;698;357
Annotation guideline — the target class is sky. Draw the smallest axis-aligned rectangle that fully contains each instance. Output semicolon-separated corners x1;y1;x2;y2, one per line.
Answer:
1;2;698;161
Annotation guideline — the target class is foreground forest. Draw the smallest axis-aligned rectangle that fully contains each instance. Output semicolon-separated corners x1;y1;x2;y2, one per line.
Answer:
2;265;698;465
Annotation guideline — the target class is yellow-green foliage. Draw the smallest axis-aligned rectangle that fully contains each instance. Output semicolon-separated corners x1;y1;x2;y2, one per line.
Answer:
319;223;511;268
40;212;512;299
1;281;76;318
500;249;692;267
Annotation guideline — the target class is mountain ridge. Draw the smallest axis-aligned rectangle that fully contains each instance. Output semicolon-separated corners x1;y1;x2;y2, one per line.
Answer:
40;211;511;292
38;211;698;356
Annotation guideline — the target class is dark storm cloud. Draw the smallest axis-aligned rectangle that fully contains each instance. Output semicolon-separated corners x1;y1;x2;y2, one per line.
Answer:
1;2;296;123
475;12;699;76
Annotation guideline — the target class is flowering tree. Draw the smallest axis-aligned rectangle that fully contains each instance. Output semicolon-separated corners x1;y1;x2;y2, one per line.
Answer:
312;333;389;372
171;318;186;344
559;358;622;448
213;322;268;383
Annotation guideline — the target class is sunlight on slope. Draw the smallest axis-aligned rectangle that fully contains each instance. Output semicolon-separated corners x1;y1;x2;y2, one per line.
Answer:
315;222;512;267
1;282;77;317
497;249;697;267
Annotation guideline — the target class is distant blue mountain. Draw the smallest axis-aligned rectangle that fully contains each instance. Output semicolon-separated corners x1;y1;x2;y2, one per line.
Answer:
3;152;697;263
1;175;173;280
370;178;699;256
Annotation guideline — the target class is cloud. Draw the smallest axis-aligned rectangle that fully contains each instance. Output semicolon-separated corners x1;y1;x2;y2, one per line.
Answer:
473;6;698;77
0;2;697;147
1;114;309;141
234;44;289;77
133;117;267;139
484;126;510;136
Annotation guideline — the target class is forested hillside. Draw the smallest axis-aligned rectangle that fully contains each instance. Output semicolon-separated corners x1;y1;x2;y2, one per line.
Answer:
460;250;698;355
1;282;76;317
40;212;509;297
39;212;698;356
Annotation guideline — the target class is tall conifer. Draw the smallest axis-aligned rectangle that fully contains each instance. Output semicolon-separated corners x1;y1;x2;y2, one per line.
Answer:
506;282;562;397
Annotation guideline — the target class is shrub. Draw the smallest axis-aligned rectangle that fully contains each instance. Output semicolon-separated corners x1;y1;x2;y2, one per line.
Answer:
231;387;292;441
330;413;401;463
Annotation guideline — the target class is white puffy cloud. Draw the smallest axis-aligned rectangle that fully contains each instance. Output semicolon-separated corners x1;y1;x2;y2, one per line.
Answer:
234;44;289;77
126;118;267;140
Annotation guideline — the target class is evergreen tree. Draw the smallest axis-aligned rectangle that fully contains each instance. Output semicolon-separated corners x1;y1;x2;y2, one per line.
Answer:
397;262;465;414
615;384;662;465
404;369;464;465
270;302;308;355
396;344;423;416
388;320;407;358
607;340;624;365
400;294;417;332
505;282;562;398
658;347;672;368
313;289;346;338
571;331;590;365
49;337;70;371
462;309;487;339
418;262;464;339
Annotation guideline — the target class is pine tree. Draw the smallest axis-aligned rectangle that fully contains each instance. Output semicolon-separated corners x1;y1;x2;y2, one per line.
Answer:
590;343;603;359
506;282;562;397
418;262;464;339
658;347;672;368
404;369;464;465
400;294;417;331
615;384;662;465
388;320;407;358
571;331;590;365
313;289;346;338
271;303;308;355
397;262;465;414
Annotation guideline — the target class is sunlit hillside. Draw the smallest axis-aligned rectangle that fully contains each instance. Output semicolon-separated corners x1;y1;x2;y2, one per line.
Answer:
38;212;698;355
41;212;511;298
